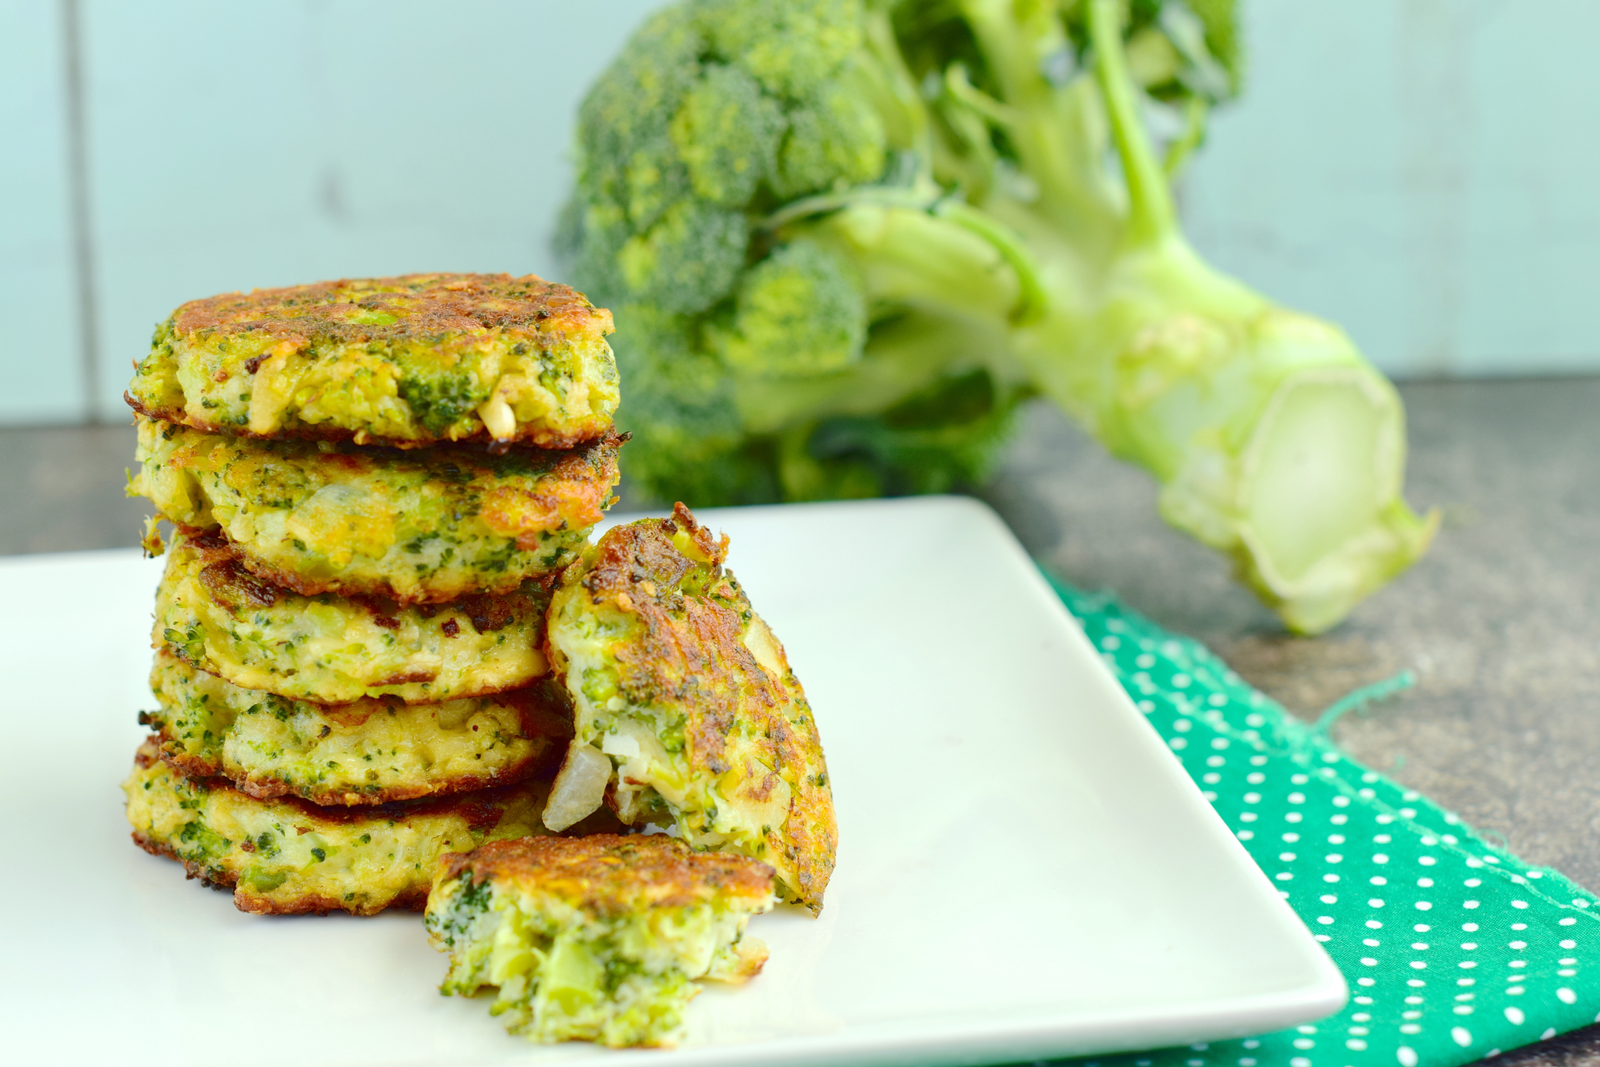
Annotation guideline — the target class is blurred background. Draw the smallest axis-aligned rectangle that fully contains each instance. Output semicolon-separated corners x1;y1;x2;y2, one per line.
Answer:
4;0;1599;430
5;9;1600;1052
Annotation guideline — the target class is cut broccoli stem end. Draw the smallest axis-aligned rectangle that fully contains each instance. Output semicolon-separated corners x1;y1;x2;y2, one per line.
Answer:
1158;366;1439;634
1013;249;1435;633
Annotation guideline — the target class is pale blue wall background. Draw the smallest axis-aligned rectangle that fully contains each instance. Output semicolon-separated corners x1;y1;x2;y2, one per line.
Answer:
0;0;660;424
1;0;83;423
2;0;1596;426
1182;0;1600;379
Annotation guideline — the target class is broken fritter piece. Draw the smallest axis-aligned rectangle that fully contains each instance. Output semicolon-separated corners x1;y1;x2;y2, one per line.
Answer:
123;737;615;915
425;834;775;1048
142;650;570;806
545;503;836;912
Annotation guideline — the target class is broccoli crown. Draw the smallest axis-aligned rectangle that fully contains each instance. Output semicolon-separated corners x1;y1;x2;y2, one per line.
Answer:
564;0;1245;510
569;0;885;317
605;301;778;505
565;0;1435;636
710;240;866;378
1067;0;1242;103
809;369;1028;498
567;0;913;502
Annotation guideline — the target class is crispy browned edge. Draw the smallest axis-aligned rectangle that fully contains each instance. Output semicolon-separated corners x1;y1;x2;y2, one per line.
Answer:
568;502;838;912
129;739;619;917
136;734;546;825
437;834;776;916
130;832;432;916
125;393;600;451
178;527;551;628
128;272;615;451
174;273;608;344
161;530;553;697
149;432;624;605
145;677;575;806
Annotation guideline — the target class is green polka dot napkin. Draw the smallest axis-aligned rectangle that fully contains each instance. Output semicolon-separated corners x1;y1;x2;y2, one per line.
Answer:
1043;577;1600;1067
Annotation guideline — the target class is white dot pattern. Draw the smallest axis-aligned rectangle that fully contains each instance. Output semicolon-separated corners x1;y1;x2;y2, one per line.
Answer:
1053;581;1600;1067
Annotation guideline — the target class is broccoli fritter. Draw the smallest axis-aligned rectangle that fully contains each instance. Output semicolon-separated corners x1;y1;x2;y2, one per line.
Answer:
546;503;835;912
125;273;619;449
426;834;774;1047
155;530;549;705
124;738;617;915
133;417;621;603
142;651;571;806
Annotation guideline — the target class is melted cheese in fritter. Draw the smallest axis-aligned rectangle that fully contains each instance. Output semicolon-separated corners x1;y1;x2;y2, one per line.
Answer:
122;738;565;915
125;273;619;449
132;417;618;603
425;835;773;1047
143;651;568;805
154;530;548;704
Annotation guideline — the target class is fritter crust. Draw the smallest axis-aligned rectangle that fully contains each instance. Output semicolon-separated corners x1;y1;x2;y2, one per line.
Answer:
546;503;836;912
437;834;776;917
125;273;619;449
143;650;571;805
133;416;621;603
155;529;549;704
124;738;618;916
426;834;774;1047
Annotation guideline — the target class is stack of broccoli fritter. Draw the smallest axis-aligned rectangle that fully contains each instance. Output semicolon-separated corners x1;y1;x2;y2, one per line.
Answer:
122;273;626;915
119;273;838;1045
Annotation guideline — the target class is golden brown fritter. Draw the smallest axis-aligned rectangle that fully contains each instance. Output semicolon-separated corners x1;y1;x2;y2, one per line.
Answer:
155;529;550;704
126;273;619;449
437;834;778;916
427;835;774;1047
142;650;571;806
133;417;621;603
546;503;836;912
123;738;617;916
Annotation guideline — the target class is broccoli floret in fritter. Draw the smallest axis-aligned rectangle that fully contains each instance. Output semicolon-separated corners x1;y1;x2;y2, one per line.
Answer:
127;274;618;449
544;504;836;912
426;835;774;1048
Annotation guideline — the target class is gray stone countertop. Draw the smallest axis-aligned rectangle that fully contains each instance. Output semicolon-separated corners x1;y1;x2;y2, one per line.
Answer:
983;377;1600;1066
3;376;1597;1064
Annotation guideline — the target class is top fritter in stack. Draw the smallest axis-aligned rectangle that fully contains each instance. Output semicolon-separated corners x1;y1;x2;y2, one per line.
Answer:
121;274;624;915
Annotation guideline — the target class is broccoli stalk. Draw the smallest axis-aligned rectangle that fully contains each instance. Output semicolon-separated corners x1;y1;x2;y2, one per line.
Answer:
561;0;1436;633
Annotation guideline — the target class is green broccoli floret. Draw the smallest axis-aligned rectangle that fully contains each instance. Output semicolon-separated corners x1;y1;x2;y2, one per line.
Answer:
809;368;1027;497
772;83;887;200
700;0;866;100
711;240;866;377
562;0;1436;634
670;65;782;207
608;303;778;505
616;200;748;315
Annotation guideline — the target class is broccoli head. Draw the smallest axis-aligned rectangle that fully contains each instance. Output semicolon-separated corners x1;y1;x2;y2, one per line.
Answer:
562;0;1435;634
711;240;866;377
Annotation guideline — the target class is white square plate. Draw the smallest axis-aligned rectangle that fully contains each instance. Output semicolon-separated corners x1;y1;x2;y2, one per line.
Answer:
0;496;1342;1065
